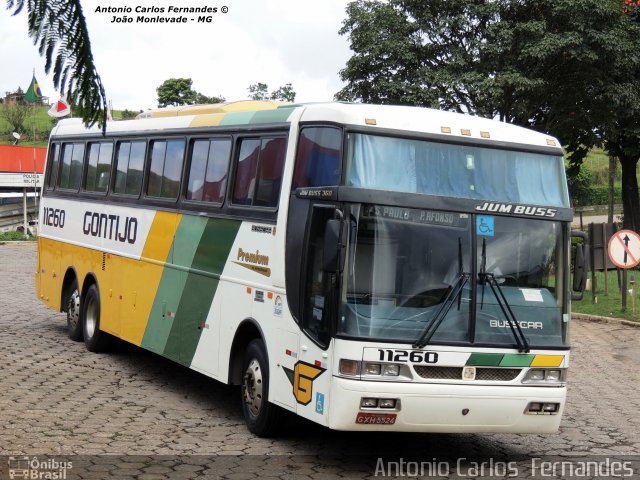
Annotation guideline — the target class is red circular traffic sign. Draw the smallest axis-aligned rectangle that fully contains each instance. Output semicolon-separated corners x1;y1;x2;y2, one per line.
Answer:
607;229;640;269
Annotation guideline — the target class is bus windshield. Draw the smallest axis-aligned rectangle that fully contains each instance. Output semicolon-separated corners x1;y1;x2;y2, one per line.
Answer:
346;133;570;208
339;205;567;348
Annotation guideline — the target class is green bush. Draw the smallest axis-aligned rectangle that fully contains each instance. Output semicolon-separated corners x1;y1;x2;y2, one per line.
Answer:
567;168;593;206
0;231;36;241
588;185;622;205
567;166;623;206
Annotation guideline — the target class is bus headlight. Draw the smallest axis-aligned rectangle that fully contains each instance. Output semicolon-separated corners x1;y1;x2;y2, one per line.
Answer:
362;362;401;376
382;364;400;376
546;369;562;381
364;363;382;375
522;368;566;384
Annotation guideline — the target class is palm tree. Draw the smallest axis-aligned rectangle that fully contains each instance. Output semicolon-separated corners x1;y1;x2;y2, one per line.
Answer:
7;0;107;131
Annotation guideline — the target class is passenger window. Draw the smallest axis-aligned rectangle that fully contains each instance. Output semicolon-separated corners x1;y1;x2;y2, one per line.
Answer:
45;143;60;189
114;141;146;196
293;127;341;188
84;142;113;193
147;139;185;199
58;143;85;190
232;137;286;207
186;139;231;203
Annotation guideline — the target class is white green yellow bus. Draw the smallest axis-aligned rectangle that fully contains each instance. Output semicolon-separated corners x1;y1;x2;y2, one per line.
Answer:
36;100;586;436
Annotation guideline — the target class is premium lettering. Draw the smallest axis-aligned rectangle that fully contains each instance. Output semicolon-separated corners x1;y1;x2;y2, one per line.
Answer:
237;248;269;266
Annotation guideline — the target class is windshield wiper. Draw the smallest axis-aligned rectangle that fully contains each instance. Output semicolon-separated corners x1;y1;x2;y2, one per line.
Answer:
479;272;530;353
413;272;469;349
478;238;529;353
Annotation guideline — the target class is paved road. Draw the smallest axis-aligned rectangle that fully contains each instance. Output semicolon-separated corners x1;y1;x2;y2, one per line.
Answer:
0;242;639;479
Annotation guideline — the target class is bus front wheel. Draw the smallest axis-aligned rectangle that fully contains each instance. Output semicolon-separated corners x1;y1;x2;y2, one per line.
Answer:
241;339;282;437
81;284;113;352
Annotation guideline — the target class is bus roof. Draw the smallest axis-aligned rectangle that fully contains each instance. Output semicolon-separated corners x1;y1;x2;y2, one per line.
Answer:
135;100;290;119
51;102;561;151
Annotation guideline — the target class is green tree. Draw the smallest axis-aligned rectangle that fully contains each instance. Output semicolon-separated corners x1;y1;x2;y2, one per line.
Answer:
270;83;296;102
247;82;269;101
338;0;640;230
0;102;29;135
119;109;139;120
157;78;197;107
247;83;296;102
194;92;226;104
7;0;107;130
157;78;225;107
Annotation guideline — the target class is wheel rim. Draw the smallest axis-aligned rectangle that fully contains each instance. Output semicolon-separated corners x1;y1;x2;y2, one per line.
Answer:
242;358;263;417
68;289;80;329
85;295;98;339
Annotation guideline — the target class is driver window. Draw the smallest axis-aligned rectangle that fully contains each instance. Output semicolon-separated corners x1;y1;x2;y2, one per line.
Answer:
302;206;337;347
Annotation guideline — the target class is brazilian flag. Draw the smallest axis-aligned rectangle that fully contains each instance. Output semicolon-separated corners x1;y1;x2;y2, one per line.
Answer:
24;75;43;103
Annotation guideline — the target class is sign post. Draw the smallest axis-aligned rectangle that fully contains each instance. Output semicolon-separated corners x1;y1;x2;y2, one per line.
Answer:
607;229;640;311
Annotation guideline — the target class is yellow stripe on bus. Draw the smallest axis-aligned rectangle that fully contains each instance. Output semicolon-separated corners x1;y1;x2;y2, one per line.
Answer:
118;212;181;346
530;355;564;367
189;113;225;128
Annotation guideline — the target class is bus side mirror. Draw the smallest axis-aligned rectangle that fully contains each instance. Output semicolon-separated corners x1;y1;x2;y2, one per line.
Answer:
571;230;588;301
323;218;347;273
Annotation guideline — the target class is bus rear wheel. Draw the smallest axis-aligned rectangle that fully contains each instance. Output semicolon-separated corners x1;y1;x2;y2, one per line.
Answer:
241;339;282;437
66;280;83;341
81;284;113;352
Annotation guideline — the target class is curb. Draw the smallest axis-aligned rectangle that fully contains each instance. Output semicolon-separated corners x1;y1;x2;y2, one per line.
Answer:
572;312;640;328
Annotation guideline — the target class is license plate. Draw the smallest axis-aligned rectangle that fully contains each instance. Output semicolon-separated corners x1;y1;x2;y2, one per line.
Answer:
355;412;397;425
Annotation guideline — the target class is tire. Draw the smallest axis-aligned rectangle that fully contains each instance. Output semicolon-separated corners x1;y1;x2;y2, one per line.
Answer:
241;339;283;437
81;284;113;352
66;280;83;341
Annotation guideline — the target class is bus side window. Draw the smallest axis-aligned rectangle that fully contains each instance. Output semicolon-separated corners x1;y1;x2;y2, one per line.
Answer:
293;127;342;189
232;137;286;208
84;142;113;193
45;143;60;190
114;141;146;196
232;139;260;205
186;138;231;204
254;137;286;207
58;142;85;191
147;139;185;199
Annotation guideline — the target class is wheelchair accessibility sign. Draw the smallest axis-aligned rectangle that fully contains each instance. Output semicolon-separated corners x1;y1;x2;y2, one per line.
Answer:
477;216;494;236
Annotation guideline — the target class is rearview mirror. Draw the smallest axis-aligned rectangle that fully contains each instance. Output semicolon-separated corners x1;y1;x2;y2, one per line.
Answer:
571;230;588;301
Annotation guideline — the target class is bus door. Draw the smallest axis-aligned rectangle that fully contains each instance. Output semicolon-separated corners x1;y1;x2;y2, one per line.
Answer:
292;206;342;426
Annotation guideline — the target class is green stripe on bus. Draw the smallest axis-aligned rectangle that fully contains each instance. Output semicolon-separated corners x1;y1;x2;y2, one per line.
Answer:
249;107;295;124
162;217;241;365
141;216;207;354
466;353;503;366
499;354;535;367
220;111;257;126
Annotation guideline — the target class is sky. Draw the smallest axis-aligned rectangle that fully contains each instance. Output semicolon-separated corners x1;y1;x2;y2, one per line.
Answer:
0;0;353;112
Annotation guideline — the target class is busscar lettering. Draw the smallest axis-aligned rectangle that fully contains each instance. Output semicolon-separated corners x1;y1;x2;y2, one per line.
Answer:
475;202;557;218
82;211;138;244
489;320;544;330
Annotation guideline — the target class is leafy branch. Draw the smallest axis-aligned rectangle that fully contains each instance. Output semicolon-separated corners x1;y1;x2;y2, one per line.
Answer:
7;0;107;133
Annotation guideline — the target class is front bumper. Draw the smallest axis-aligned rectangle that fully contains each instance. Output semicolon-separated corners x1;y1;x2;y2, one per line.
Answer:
329;376;565;433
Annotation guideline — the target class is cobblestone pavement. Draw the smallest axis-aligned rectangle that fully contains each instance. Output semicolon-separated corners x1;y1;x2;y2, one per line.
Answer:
0;242;639;479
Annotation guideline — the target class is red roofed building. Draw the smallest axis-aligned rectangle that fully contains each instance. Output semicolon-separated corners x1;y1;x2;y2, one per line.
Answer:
0;144;46;235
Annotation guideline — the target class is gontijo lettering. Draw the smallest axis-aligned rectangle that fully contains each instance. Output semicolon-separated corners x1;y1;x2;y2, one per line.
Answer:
83;211;138;244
